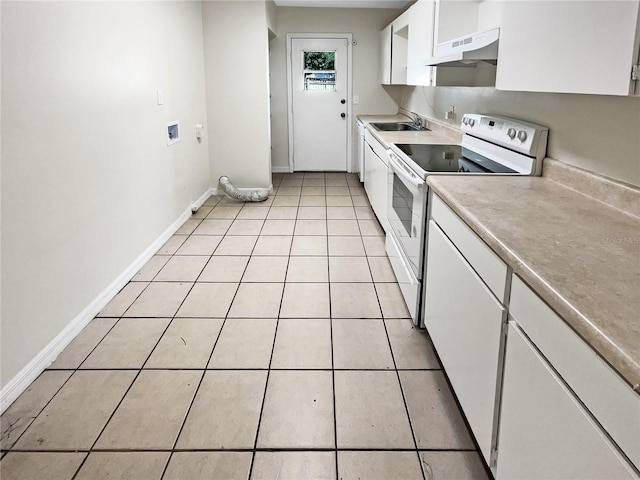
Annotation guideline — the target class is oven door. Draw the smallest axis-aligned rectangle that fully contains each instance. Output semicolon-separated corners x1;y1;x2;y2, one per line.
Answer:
387;151;426;278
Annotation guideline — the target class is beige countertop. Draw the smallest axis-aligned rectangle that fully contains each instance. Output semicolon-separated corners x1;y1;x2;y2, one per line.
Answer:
357;113;462;147
426;160;640;393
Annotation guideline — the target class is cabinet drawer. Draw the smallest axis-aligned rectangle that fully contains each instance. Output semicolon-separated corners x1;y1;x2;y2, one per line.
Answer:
510;275;640;470
364;128;389;166
430;194;507;301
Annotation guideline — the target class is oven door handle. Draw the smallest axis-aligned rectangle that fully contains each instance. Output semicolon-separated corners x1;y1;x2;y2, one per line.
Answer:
388;152;424;191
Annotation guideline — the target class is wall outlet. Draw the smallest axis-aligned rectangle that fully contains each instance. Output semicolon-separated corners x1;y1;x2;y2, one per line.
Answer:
445;105;456;120
157;90;164;106
353;95;359;105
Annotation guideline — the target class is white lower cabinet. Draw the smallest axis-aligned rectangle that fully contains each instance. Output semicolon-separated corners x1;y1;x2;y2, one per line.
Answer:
364;142;375;201
496;322;639;480
424;193;640;478
363;129;389;232
423;218;505;463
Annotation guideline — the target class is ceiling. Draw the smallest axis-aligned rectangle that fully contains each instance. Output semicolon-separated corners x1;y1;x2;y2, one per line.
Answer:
273;0;413;8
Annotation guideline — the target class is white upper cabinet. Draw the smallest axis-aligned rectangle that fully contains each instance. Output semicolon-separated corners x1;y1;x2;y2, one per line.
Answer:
406;0;435;85
381;0;504;87
380;11;409;84
380;24;393;84
380;0;434;86
391;10;409;84
496;0;640;95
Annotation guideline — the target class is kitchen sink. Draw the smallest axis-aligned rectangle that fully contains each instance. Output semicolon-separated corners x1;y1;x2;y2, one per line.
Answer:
371;122;430;132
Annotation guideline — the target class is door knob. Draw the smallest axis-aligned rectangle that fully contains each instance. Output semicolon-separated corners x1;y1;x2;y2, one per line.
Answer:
341;113;346;119
340;99;346;104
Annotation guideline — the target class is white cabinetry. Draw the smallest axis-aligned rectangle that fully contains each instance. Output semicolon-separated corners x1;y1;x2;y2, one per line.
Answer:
380;12;409;85
424;193;640;478
363;129;390;232
380;24;393;85
499;275;640;477
430;0;502;87
356;119;366;182
391;11;409;85
496;0;640;95
406;0;435;86
380;0;435;86
382;0;503;87
497;322;639;480
423;194;507;464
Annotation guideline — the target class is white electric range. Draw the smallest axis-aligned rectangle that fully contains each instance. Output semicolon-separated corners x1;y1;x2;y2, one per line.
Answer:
385;113;549;325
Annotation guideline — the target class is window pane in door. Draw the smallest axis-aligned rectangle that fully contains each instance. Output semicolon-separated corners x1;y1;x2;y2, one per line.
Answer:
303;51;336;91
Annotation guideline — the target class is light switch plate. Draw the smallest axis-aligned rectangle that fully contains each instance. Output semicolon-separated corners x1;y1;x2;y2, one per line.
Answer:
157;90;164;106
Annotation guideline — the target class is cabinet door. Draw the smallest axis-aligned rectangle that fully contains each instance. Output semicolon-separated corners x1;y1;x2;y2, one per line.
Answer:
391;11;409;84
497;323;638;480
363;142;388;232
370;149;389;232
364;143;376;200
423;220;504;463
406;0;435;86
380;24;392;85
510;275;640;470
496;0;640;95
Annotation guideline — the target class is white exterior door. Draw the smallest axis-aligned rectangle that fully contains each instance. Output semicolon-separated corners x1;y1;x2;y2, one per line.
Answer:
288;35;350;172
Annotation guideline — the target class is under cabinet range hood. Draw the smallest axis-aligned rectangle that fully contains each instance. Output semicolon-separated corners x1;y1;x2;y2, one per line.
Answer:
426;27;499;67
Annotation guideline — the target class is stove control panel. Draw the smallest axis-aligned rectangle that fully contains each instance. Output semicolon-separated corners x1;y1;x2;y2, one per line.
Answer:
461;114;548;159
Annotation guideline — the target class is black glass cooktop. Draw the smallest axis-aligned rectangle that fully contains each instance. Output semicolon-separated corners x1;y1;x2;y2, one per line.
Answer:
393;143;518;175
394;144;462;173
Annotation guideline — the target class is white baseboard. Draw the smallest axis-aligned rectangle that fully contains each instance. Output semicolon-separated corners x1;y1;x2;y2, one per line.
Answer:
0;191;210;414
271;166;291;173
191;188;213;213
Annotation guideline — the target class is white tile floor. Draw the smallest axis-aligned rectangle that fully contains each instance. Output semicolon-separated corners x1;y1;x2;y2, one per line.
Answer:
0;172;490;479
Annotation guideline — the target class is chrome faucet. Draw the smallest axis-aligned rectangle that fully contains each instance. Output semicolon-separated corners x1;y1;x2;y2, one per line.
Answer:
410;111;422;129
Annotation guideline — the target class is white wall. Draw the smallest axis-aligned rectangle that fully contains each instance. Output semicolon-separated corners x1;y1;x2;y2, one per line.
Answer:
1;1;210;390
202;1;272;189
391;85;640;186
269;6;401;171
266;0;278;35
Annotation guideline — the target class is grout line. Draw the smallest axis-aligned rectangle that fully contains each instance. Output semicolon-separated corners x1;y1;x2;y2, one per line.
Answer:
28;318;132;474
5;447;478;454
71;262;210;480
75;195;229;479
0;370;77;459
381;316;427;480
325;176;341;480
162;189;277;480
247;174;292;480
6;175;466;479
33;211;218;474
158;305;227;479
41;367;441;372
